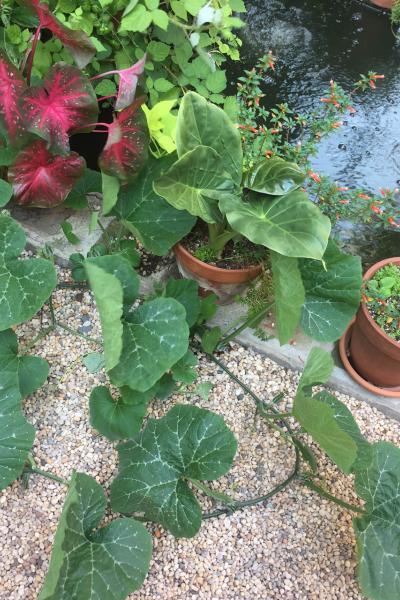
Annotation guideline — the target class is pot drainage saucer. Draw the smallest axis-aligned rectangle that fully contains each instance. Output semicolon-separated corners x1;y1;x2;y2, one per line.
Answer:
339;321;400;398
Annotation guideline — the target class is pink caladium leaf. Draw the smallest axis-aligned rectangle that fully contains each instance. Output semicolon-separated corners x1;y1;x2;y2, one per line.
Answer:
9;139;85;208
99;99;149;183
93;55;147;111
0;52;27;145
25;0;96;69
22;64;98;154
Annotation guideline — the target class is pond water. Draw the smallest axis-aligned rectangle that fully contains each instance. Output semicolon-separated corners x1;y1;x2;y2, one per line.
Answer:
229;0;400;263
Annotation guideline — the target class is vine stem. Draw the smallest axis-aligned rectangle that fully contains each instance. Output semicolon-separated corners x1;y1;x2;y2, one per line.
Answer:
218;302;274;347
303;479;365;514
24;466;69;487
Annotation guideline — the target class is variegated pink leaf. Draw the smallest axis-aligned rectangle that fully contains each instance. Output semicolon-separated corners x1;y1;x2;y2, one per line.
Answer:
99;99;149;183
26;0;96;68
22;64;98;153
9;139;85;208
93;55;146;111
0;52;27;145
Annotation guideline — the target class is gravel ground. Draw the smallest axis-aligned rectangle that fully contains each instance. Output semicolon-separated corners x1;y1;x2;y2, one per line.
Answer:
1;282;400;600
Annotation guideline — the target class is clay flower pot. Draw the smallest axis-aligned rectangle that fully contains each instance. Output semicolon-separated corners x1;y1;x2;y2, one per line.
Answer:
339;257;400;396
369;0;395;8
173;243;262;304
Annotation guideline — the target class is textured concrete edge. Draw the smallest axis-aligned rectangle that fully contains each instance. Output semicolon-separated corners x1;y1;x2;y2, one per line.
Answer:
211;307;400;422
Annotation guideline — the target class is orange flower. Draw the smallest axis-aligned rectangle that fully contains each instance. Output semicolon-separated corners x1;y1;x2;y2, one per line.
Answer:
371;204;382;214
308;171;321;183
332;121;343;129
339;200;349;204
357;193;370;200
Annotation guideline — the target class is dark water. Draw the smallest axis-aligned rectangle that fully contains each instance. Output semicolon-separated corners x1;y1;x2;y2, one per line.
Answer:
229;0;400;262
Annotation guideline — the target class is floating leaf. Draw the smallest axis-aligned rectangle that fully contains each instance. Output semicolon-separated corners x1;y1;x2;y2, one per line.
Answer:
245;157;305;196
176;91;243;186
39;472;152;600
270;251;305;345
90;385;153;441
22;64;98;153
0;214;57;330
9;140;85;208
112;155;196;255
99;99;149;183
353;442;400;600
0;329;48;490
220;191;330;260
26;0;96;68
110;404;237;537
293;348;371;474
299;239;362;342
0;51;27;145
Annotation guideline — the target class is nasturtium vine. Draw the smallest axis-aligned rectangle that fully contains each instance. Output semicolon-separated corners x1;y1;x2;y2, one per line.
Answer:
0;329;48;489
0;213;57;330
110;404;237;537
39;472;152;600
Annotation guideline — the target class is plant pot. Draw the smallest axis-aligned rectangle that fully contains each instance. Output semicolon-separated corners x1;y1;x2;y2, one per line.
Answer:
368;0;395;8
340;257;400;390
173;243;262;304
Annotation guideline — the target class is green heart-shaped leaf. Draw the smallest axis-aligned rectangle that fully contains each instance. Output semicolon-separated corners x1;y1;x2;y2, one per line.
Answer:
112;155;196;256
0;329;48;489
220;190;330;260
270;251;305;345
162;278;201;328
299;239;362;342
39;472;152;600
245;157;305;195
110;404;237;537
353;442;400;600
176;91;243;186
0;214;57;330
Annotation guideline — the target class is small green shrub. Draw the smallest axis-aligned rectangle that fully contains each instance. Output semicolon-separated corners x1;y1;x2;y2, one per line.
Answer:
365;263;400;341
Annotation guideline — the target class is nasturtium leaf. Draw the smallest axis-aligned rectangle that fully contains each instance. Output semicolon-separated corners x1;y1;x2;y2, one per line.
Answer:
245;157;305;196
26;1;96;68
22;64;98;154
9;140;85;208
0;329;48;490
99;99;149;183
112;155;195;256
353;442;400;600
90;385;153;441
171;349;198;384
110;404;237;537
270;252;305;345
64;168;102;210
82;352;105;374
0;51;27;145
0;214;57;330
220;190;331;260
0;179;13;208
176;91;243;186
39;472;152;600
86;254;140;310
163;278;201;327
201;326;222;354
293;348;371;474
299;239;362;342
109;297;189;392
154;145;236;224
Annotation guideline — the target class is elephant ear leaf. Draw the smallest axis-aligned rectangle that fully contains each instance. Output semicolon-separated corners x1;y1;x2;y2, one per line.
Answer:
39;472;152;600
245;157;305;195
0;329;48;490
0;214;57;330
110;404;237;538
293;348;371;474
299;239;362;342
353;442;400;600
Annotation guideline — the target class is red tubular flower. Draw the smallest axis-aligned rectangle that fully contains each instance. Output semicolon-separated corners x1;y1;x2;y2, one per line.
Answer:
358;193;371;200
308;171;321;183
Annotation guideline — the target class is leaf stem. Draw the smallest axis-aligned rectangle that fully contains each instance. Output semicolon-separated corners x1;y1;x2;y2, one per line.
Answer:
26;25;41;86
24;466;70;487
56;321;102;346
218;302;274;347
302;478;366;514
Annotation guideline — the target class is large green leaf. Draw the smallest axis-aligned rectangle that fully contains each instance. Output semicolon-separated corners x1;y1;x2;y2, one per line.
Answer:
0;214;57;330
90;385;154;441
39;472;152;600
86;254;140;310
220;190;330;260
109;297;189;392
299;239;362;342
293;348;371;474
245;157;305;196
112;156;196;256
110;404;237;537
270;251;305;345
162;278;201;328
0;329;48;489
176;91;243;186
154;145;236;224
353;442;400;600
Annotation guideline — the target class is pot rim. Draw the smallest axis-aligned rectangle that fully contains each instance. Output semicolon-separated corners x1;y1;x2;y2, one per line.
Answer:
173;242;263;276
360;256;400;350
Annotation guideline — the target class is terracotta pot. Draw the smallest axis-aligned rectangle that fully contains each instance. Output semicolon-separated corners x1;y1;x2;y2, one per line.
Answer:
345;257;400;389
173;243;262;304
368;0;395;8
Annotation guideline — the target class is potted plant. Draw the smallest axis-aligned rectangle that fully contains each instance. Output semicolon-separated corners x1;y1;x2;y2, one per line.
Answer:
340;257;400;395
